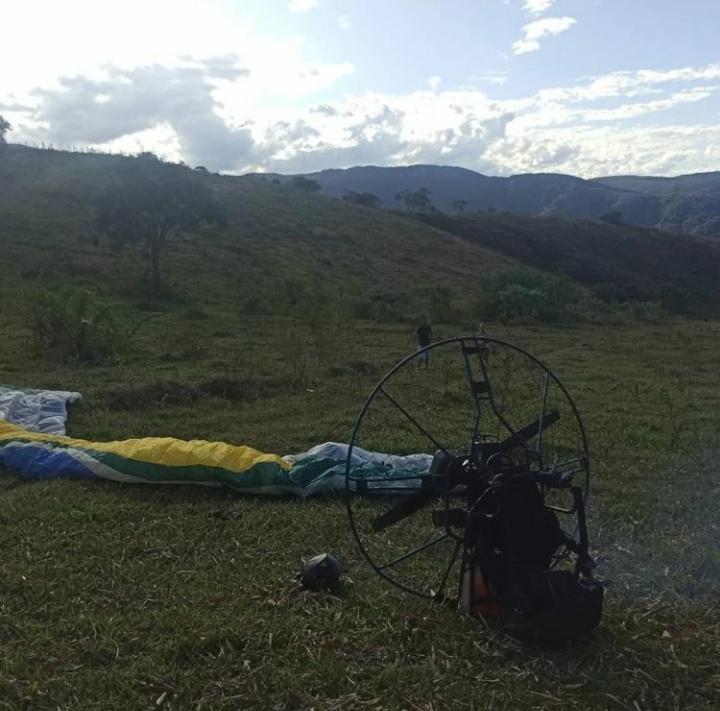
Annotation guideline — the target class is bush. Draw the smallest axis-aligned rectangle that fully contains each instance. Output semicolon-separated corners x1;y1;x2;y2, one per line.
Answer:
349;291;405;322
429;285;459;324
28;287;147;363
482;269;583;323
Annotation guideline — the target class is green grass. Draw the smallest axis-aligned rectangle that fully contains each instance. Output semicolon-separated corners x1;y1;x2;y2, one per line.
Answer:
1;312;719;709
0;146;718;709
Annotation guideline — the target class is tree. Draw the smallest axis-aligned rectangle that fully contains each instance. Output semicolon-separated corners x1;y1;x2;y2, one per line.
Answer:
395;186;434;213
96;158;225;292
291;176;321;192
452;199;468;213
343;191;381;208
0;115;11;144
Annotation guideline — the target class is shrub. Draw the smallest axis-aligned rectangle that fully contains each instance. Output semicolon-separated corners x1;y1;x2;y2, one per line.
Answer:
28;287;147;363
429;285;459;323
349;291;405;322
482;269;583;323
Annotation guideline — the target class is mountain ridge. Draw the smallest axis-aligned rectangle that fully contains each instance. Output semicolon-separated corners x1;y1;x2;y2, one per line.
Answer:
255;163;720;239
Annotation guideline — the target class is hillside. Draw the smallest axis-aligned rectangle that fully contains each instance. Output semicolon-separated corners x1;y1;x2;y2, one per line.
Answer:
594;172;720;237
262;164;720;239
3;145;720;320
417;211;720;315
594;171;720;197
0;145;514;322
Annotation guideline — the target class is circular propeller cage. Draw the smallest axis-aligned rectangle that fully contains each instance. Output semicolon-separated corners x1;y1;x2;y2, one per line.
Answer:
345;336;590;602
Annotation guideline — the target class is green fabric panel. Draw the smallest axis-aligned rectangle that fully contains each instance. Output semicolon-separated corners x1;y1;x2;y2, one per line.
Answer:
89;449;293;491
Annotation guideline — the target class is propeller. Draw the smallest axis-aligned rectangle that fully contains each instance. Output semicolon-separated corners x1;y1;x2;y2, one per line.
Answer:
499;410;559;452
370;411;561;531
371;490;437;531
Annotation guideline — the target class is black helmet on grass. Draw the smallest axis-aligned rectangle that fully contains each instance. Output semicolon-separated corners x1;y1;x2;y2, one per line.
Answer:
299;553;343;592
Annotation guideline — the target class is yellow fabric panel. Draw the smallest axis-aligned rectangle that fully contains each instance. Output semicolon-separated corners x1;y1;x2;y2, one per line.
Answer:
0;421;289;471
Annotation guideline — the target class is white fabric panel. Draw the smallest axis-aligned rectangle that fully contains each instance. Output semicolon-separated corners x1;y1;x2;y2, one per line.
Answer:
0;386;82;435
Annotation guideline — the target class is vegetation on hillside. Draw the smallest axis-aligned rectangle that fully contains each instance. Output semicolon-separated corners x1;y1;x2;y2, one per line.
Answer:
480;268;584;323
0;146;513;311
342;190;381;208
95;152;226;292
28;286;150;363
418;210;720;317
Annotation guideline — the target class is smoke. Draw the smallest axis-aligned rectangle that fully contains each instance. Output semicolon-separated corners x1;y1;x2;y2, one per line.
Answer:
592;444;720;601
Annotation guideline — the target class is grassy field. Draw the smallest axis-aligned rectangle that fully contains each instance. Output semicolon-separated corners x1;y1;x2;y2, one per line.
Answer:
0;147;719;709
1;308;719;710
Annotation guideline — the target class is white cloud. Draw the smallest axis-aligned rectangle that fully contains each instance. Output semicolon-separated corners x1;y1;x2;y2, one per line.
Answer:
460;72;509;89
0;0;249;101
538;64;720;103
4;1;720;179
5;14;720;182
257;93;516;174
575;86;716;122
486;73;509;86
513;16;576;55
288;0;318;12
493;123;720;178
523;0;554;14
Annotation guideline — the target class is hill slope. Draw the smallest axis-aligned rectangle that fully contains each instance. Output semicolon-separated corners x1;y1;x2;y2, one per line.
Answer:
0;146;514;320
594;172;720;237
418;210;720;314
3;145;720;320
264;164;720;239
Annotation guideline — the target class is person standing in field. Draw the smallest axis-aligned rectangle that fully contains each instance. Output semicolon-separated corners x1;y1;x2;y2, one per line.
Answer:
416;320;433;368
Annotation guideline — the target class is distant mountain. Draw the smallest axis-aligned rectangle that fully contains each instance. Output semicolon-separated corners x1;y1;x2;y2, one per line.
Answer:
593;173;720;238
257;164;720;239
593;172;720;196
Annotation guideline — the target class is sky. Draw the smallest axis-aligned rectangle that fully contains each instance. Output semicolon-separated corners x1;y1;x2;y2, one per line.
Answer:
2;0;720;177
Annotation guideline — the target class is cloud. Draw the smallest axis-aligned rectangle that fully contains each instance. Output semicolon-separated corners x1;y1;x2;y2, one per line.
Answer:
469;72;509;87
513;17;576;55
523;0;554;14
537;64;720;103
575;86;717;123
253;91;517;175
0;101;34;112
310;104;339;116
29;58;255;170
10;48;720;179
338;15;351;30
496;124;720;178
288;0;318;12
